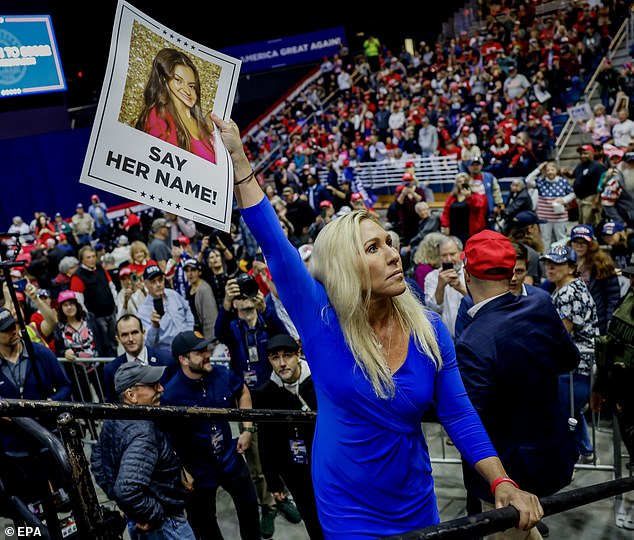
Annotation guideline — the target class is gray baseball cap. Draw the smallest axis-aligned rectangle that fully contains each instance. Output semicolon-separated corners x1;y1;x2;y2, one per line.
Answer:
151;218;170;232
114;362;165;394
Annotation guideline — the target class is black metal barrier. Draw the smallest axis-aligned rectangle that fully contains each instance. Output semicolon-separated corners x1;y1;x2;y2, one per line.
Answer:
381;476;634;539
1;399;632;540
0;398;317;423
0;398;315;539
8;416;120;540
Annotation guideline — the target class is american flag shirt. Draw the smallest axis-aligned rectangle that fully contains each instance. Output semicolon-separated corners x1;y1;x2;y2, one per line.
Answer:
536;176;574;222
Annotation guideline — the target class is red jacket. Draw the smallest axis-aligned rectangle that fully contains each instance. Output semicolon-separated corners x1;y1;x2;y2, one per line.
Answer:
440;192;488;237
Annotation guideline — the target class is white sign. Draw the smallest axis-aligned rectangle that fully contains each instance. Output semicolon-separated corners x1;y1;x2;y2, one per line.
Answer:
79;0;241;232
567;102;592;123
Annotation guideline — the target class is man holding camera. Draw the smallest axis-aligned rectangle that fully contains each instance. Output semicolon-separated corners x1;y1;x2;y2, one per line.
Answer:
424;235;468;339
214;275;294;538
137;264;195;353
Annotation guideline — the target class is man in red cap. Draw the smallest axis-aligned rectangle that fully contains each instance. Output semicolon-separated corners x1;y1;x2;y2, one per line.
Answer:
455;229;581;538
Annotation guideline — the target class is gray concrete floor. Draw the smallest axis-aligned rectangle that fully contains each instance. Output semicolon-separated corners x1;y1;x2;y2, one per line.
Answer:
2;414;632;539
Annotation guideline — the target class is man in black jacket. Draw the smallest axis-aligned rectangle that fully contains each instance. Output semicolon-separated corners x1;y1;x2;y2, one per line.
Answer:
500;178;534;233
91;362;195;539
253;334;324;540
70;244;117;356
571;144;606;227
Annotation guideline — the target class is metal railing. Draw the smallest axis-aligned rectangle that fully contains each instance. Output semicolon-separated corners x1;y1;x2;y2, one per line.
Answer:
555;12;632;166
535;0;572;16
5;415;118;540
0;399;631;539
317;155;461;194
380;476;634;539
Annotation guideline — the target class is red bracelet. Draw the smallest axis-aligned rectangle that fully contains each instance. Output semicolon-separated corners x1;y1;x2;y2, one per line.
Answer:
490;476;519;496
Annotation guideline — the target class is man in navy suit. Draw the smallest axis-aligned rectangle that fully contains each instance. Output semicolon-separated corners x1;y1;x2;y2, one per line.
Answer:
103;314;177;402
456;230;580;539
454;241;552;339
305;173;331;215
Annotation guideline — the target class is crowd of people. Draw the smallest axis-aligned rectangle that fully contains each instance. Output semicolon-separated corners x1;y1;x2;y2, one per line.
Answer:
3;0;634;539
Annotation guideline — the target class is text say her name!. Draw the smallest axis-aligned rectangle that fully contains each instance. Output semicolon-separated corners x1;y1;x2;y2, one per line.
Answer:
105;147;218;204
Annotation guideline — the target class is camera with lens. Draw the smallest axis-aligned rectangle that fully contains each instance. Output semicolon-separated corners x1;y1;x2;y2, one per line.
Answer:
235;273;259;298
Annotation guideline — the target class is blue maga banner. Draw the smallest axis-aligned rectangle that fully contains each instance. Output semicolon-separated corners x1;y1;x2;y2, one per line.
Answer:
221;27;346;74
0;14;66;98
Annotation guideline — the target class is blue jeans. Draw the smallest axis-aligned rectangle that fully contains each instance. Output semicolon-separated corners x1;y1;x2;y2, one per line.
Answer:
128;513;195;540
559;372;593;456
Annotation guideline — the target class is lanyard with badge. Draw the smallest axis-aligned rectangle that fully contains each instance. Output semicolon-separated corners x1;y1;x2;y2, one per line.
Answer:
243;328;259;390
206;381;228;457
289;391;311;465
1;349;28;398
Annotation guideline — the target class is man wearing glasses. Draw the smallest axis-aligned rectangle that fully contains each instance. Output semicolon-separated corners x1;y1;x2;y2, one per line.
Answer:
91;362;195;539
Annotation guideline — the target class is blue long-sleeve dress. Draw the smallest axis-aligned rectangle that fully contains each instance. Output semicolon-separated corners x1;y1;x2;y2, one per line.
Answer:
242;198;496;539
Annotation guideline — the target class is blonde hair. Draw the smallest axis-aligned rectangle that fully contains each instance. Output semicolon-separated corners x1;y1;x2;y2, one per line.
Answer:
310;209;442;398
452;172;471;196
413;231;446;267
129;240;150;260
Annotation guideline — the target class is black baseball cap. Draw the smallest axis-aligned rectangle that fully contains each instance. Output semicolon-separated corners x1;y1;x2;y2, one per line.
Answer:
511;211;546;228
172;331;213;358
0;308;17;332
143;264;163;281
267;334;299;354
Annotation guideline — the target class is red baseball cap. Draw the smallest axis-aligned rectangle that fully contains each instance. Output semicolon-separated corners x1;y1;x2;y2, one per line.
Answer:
177;235;190;245
577;144;594;153
319;200;333;208
405;160;415;168
464;230;516;281
350;192;364;201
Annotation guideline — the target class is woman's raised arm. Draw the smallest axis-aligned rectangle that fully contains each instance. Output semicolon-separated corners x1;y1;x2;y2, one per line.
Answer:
211;114;264;209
